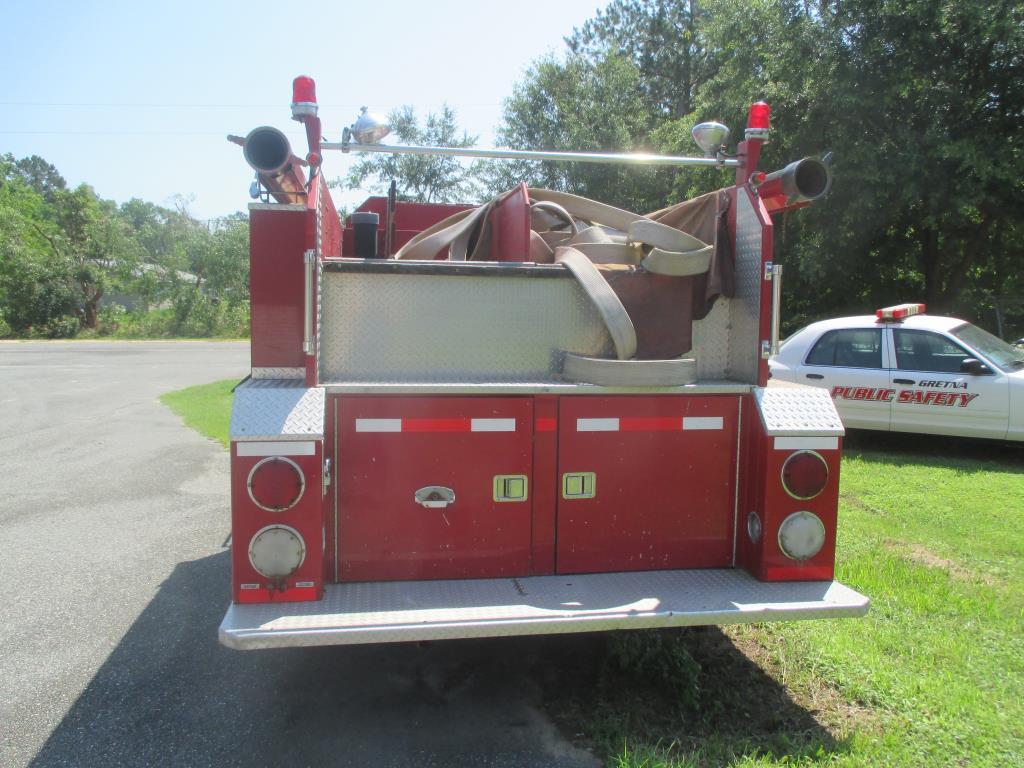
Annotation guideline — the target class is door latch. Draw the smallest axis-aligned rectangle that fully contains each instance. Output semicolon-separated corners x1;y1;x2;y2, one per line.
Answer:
415;486;456;509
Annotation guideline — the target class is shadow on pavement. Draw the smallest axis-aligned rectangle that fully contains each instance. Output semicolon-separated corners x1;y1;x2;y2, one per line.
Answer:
31;552;841;767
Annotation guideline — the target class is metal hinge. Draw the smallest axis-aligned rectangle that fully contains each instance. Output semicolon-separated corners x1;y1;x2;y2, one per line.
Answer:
303;249;315;354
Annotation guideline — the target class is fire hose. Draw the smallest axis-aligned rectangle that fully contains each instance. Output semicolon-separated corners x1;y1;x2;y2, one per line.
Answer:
395;189;714;386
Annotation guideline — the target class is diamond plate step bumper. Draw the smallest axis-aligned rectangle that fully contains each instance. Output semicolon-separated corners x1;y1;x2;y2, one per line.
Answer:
219;569;869;650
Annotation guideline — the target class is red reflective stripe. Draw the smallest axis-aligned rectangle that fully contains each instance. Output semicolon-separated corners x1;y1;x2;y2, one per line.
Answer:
286;586;319;600
765;565;834;581
535;417;557;433
619;417;682;432
235;585;319;604
402;418;472;433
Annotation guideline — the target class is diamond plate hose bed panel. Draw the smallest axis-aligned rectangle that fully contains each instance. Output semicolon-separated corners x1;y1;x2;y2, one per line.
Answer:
219;568;869;649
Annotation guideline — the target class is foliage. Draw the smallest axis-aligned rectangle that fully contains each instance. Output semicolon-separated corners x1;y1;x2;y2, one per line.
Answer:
660;0;1024;322
602;630;702;713
0;153;250;338
493;0;1024;332
566;0;718;120
489;54;670;211
338;105;484;204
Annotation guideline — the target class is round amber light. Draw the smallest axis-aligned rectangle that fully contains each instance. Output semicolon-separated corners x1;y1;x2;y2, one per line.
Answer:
781;451;829;500
247;456;305;512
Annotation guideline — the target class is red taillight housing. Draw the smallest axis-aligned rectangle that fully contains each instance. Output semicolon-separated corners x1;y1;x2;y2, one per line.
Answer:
247;456;305;512
781;450;829;500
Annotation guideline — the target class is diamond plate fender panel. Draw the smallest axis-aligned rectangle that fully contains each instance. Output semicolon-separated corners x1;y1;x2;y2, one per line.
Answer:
729;190;764;383
756;384;845;436
230;380;325;440
252;367;305;380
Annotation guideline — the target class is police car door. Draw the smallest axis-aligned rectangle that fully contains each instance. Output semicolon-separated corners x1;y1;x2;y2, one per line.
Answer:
803;327;891;430
889;328;1008;439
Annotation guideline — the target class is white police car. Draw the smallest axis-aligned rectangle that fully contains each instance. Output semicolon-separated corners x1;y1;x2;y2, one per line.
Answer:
769;304;1024;441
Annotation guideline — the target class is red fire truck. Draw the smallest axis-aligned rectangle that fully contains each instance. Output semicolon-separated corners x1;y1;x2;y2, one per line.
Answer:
219;76;868;650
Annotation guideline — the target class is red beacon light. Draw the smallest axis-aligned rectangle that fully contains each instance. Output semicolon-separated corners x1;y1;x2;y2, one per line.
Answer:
876;303;926;321
746;101;771;141
291;75;318;119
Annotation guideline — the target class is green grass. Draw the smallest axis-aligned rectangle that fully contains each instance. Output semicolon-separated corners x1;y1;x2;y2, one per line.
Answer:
589;435;1024;767
160;378;236;447
160;382;1024;766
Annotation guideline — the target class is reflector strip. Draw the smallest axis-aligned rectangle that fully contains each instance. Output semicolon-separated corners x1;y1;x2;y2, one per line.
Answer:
576;416;726;432
683;417;724;430
774;436;839;450
403;418;469;432
620;417;681;432
354;418;517;433
535;417;557;433
577;418;619;432
471;418;516;432
355;419;401;433
237;441;315;456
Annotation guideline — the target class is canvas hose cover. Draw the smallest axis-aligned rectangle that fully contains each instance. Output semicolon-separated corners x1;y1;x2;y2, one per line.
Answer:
393;188;712;385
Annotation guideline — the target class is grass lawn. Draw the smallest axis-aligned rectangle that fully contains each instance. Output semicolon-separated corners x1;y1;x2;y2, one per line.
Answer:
162;383;1023;767
160;378;235;448
580;433;1024;768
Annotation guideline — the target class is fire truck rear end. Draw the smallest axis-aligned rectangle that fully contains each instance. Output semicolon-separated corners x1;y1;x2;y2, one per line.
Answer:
219;76;868;650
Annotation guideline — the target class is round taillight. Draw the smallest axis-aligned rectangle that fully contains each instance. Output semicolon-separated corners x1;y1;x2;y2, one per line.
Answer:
781;450;829;500
247;456;305;512
777;511;826;561
249;525;306;579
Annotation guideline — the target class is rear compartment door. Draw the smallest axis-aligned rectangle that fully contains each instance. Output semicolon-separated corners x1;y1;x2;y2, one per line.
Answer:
336;396;533;581
556;395;740;574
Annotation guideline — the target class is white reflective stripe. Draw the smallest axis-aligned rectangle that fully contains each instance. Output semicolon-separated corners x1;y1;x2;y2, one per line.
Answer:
577;418;620;432
774;436;839;451
355;419;402;433
471;418;516;432
237;441;315;456
683;417;724;430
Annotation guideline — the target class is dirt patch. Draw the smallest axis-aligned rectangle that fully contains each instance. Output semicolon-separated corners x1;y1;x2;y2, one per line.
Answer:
885;540;1001;587
839;491;887;516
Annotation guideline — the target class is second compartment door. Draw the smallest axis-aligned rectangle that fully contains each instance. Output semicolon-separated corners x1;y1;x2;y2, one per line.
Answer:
557;396;740;574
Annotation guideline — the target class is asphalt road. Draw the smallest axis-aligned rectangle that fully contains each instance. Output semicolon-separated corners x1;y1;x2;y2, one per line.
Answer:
0;341;599;768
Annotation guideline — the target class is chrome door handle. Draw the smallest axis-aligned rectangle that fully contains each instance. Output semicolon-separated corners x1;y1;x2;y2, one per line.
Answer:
415;486;455;509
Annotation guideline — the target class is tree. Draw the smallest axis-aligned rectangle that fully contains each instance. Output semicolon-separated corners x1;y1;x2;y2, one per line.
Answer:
676;0;1024;321
339;105;483;204
0;158;77;335
566;0;719;119
492;54;670;211
10;154;67;202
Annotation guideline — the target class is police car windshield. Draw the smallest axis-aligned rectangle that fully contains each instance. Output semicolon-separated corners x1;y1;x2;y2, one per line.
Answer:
951;323;1024;372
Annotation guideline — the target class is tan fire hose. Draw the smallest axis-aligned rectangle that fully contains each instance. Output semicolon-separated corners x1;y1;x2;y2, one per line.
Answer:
393;188;713;386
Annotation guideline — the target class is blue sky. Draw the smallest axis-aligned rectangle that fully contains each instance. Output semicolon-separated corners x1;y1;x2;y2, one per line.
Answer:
0;0;606;218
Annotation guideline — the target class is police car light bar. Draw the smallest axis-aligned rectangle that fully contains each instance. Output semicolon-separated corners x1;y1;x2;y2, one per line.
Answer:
876;303;926;321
